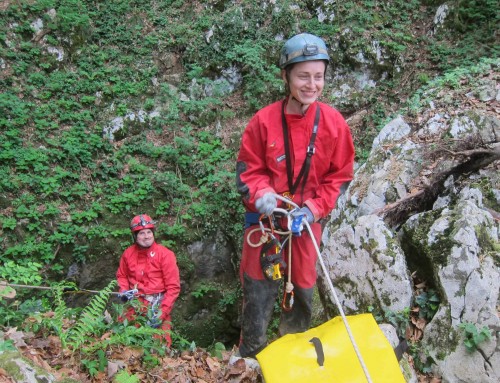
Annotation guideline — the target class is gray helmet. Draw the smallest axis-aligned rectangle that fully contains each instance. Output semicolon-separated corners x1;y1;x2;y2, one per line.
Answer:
279;33;330;69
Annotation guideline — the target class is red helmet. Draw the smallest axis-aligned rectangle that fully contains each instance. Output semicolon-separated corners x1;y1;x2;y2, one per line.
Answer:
130;214;156;232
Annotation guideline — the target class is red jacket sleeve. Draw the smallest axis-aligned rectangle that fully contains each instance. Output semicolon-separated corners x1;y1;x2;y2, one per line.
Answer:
116;248;132;292
236;112;277;207
159;248;181;320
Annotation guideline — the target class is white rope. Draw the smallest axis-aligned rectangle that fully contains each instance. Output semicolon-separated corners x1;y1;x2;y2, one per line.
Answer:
272;193;374;383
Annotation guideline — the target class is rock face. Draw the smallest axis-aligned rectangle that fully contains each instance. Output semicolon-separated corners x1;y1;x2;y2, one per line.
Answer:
320;214;413;314
320;62;499;382
0;350;59;383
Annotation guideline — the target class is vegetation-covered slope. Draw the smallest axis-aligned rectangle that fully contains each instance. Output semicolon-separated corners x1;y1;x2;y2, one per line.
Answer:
0;0;498;380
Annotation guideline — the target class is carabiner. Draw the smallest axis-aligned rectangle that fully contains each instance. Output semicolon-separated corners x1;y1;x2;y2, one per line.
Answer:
282;191;295;210
259;214;276;234
282;289;294;311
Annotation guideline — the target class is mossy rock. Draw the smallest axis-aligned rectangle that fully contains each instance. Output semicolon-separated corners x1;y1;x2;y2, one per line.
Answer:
0;350;57;382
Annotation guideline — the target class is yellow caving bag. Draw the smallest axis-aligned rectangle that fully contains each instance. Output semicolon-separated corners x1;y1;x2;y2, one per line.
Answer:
256;313;406;383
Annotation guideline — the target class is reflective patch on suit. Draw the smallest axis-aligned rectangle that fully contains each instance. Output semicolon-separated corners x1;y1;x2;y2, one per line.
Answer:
276;154;286;163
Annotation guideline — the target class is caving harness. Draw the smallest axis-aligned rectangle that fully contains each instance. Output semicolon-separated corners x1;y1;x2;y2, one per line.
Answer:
278;100;320;310
245;101;321;310
119;288;138;301
245;205;310;313
257;217;287;281
145;293;164;328
119;286;164;328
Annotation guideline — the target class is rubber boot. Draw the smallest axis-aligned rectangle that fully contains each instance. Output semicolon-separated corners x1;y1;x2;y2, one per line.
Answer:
238;273;280;358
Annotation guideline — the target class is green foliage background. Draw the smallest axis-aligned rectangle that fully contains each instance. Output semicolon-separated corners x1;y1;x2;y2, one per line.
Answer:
0;0;498;346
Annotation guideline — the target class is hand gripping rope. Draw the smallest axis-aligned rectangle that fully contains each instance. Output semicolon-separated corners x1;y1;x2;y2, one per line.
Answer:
246;193;374;383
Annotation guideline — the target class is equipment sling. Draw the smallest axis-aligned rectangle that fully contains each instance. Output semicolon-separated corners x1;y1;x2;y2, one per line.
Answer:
281;100;320;199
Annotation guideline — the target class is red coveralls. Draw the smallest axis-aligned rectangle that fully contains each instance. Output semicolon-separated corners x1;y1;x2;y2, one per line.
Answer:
116;241;181;346
236;98;355;357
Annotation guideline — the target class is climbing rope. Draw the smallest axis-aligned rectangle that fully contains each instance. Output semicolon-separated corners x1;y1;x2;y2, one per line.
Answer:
0;281;122;296
260;193;374;383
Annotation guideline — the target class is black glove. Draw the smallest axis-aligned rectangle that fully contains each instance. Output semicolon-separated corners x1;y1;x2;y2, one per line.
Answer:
119;288;138;302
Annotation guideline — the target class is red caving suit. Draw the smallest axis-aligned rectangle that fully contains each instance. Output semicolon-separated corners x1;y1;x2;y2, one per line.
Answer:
236;98;355;357
117;241;181;345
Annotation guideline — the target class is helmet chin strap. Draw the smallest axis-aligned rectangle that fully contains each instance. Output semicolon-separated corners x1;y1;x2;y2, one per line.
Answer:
284;73;311;115
289;95;310;116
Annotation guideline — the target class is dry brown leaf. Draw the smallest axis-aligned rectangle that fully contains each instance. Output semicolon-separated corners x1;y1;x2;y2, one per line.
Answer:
5;328;27;348
115;346;144;363
205;356;220;372
30;353;53;372
180;351;192;360
405;326;413;339
135;372;146;380
30;338;51;350
92;371;107;382
413;328;423;341
47;335;62;354
0;282;16;299
415;317;427;330
225;358;247;378
193;367;207;378
107;360;126;379
189;357;197;370
0;374;14;383
100;331;112;341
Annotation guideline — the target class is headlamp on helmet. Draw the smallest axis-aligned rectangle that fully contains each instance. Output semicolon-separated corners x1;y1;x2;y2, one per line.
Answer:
130;214;156;232
279;33;330;69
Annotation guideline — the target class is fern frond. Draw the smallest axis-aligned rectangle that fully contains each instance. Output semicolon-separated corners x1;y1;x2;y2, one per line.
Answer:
51;284;68;348
65;280;117;350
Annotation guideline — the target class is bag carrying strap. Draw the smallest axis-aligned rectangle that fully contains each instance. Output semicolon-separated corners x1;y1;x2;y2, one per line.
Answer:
309;337;325;367
308;335;408;369
281;100;321;196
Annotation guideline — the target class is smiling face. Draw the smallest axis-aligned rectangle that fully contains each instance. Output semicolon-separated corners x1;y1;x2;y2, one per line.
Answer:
282;60;326;114
135;228;154;248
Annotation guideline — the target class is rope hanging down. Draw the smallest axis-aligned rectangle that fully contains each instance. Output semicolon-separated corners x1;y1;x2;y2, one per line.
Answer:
246;194;374;383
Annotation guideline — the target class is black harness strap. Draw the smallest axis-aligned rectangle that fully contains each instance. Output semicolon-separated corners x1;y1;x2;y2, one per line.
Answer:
281;100;321;197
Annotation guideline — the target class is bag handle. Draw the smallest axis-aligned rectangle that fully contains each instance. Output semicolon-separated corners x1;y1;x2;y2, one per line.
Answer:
309;337;325;367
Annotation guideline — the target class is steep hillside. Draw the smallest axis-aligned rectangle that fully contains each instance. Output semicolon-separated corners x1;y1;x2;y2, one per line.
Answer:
0;0;498;381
